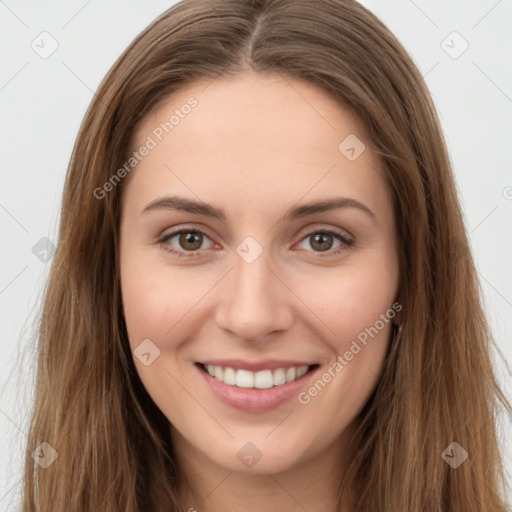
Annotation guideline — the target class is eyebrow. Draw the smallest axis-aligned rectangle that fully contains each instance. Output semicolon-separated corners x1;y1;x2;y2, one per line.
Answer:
141;195;376;222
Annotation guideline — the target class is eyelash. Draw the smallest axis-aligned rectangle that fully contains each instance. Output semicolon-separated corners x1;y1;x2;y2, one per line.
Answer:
156;227;354;259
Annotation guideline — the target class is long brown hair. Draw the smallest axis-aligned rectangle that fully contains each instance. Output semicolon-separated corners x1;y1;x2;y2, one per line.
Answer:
19;0;511;510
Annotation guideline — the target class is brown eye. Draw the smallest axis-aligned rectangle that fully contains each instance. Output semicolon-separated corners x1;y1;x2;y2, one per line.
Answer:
309;232;335;252
178;231;203;251
159;229;214;256
296;229;354;257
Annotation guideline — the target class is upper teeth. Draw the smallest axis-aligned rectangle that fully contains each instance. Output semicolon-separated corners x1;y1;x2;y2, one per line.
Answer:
205;364;309;389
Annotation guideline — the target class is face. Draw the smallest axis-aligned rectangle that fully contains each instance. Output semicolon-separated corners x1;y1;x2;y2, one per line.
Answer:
119;71;399;476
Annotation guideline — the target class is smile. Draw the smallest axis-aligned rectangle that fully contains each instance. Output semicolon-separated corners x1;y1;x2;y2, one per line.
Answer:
201;363;312;389
195;360;319;412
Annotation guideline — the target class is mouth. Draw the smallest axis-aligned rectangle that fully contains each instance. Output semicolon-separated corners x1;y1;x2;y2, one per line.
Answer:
194;361;320;412
196;362;319;389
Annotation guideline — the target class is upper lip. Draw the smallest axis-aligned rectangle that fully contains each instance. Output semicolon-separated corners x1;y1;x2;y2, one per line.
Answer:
197;359;317;372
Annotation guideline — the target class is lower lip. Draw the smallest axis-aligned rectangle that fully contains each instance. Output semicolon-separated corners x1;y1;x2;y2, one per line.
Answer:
196;364;318;412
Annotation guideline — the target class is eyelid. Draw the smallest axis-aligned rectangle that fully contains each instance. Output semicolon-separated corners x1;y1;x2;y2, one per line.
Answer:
297;225;354;243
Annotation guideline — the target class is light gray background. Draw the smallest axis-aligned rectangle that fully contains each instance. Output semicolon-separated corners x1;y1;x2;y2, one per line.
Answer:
1;0;511;508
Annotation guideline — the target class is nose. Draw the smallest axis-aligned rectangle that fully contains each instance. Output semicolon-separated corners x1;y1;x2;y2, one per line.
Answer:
214;247;293;342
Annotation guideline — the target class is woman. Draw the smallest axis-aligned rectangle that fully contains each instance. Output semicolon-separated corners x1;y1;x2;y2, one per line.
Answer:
21;0;511;510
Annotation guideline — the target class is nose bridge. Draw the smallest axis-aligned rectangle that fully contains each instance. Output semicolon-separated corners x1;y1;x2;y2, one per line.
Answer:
214;240;292;341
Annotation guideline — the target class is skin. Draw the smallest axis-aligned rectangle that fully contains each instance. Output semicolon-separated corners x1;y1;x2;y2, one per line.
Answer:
119;70;400;512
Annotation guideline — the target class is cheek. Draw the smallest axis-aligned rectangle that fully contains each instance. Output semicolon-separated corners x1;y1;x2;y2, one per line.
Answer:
121;274;174;349
292;259;398;346
120;248;207;349
289;259;398;423
120;253;202;411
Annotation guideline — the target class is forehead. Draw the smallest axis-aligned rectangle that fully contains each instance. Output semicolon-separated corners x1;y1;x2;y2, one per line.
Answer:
123;71;388;218
132;70;371;158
